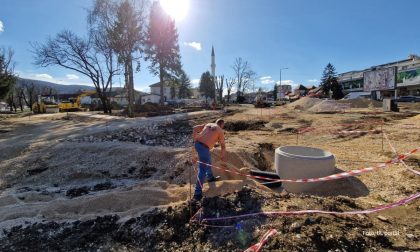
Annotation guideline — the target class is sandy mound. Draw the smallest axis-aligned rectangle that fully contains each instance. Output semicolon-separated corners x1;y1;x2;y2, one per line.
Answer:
287;97;322;110
287;97;382;113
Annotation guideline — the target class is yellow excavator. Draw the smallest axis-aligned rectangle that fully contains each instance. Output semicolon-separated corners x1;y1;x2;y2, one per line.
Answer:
58;90;96;112
32;95;59;113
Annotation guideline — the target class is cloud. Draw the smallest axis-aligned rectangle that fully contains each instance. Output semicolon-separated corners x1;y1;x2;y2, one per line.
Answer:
191;78;200;86
0;20;3;32
259;76;275;84
276;80;298;88
21;72;93;86
261;79;275;84
183;42;202;51
34;74;54;80
66;74;79;80
308;79;318;83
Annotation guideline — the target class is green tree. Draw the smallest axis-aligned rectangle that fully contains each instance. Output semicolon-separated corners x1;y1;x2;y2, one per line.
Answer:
145;1;182;106
199;71;215;102
273;83;277;101
177;71;192;99
331;81;344;100
320;63;343;99
0;47;17;100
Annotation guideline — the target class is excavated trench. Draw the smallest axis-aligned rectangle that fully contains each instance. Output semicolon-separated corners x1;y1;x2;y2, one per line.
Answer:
2;111;418;251
253;143;275;171
224;120;268;132
1;187;406;251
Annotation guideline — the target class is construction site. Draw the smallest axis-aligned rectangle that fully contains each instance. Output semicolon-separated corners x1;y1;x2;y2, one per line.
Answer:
0;97;418;251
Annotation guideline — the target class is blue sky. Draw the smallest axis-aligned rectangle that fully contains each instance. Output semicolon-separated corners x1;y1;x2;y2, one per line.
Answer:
1;0;420;93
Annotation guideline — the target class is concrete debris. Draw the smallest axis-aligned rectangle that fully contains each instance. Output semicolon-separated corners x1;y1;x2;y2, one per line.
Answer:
67;121;192;147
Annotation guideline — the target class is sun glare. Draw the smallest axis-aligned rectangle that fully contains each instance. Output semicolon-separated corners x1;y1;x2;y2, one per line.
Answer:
159;0;190;21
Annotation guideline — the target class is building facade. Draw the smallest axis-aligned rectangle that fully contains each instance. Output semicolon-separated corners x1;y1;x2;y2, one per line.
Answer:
338;54;420;97
277;84;292;99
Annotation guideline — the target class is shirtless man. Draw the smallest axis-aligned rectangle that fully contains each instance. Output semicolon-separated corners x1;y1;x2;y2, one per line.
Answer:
192;118;226;200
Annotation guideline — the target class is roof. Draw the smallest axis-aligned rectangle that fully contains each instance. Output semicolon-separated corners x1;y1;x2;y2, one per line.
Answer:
297;84;308;90
211;46;215;56
141;93;160;97
308;86;322;93
149;81;171;88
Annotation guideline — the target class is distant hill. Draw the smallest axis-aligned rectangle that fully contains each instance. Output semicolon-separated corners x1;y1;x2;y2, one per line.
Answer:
16;78;146;96
16;78;95;94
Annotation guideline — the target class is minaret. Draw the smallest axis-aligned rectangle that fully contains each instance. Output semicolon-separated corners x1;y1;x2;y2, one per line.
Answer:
211;45;216;77
211;46;217;102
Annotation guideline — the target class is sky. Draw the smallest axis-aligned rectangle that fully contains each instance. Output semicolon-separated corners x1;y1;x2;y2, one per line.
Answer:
1;0;420;93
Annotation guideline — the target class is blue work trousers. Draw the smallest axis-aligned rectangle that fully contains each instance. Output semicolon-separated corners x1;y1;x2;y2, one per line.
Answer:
194;141;215;197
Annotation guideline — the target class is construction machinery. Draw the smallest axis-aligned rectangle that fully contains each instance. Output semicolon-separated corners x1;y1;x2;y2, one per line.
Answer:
58;90;96;112
32;95;59;113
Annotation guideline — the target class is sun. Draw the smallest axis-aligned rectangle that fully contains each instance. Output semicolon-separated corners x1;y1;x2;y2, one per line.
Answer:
159;0;190;21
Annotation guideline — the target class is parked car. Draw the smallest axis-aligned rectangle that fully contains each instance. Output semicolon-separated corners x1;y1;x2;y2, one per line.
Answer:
396;96;420;103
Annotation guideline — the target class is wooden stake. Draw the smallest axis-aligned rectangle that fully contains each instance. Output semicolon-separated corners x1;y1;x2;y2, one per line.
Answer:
189;161;192;217
381;124;384;152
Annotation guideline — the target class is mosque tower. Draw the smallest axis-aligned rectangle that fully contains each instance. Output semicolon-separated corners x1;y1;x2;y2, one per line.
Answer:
211;46;217;102
211;45;216;77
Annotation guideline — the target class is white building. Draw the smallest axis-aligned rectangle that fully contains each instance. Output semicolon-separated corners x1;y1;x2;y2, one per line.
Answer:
338;54;420;97
141;81;178;104
110;94;128;106
0;102;8;111
277;84;292;99
141;94;161;104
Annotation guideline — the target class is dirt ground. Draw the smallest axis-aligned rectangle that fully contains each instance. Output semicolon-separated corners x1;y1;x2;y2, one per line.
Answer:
0;101;419;251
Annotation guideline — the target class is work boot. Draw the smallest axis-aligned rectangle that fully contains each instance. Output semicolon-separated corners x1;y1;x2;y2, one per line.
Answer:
207;176;221;183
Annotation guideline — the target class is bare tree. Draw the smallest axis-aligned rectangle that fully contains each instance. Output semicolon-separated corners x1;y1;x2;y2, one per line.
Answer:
225;77;236;103
214;75;224;103
32;30;119;113
241;69;256;95
15;86;25;111
6;90;16;112
21;80;39;111
89;0;146;117
231;57;256;102
0;47;17;99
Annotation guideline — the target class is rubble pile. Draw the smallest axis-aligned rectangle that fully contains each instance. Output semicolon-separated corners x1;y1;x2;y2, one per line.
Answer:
68;120;193;147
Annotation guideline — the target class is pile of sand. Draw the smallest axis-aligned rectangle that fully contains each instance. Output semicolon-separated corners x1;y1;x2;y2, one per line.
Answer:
288;97;382;112
287;97;322;110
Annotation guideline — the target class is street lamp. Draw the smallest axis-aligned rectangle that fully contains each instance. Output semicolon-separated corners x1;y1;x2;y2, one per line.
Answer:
279;67;288;100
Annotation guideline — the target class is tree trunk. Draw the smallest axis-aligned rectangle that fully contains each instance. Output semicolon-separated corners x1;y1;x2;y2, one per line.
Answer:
159;64;164;106
128;59;135;116
18;97;23;112
99;94;110;114
125;61;133;118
